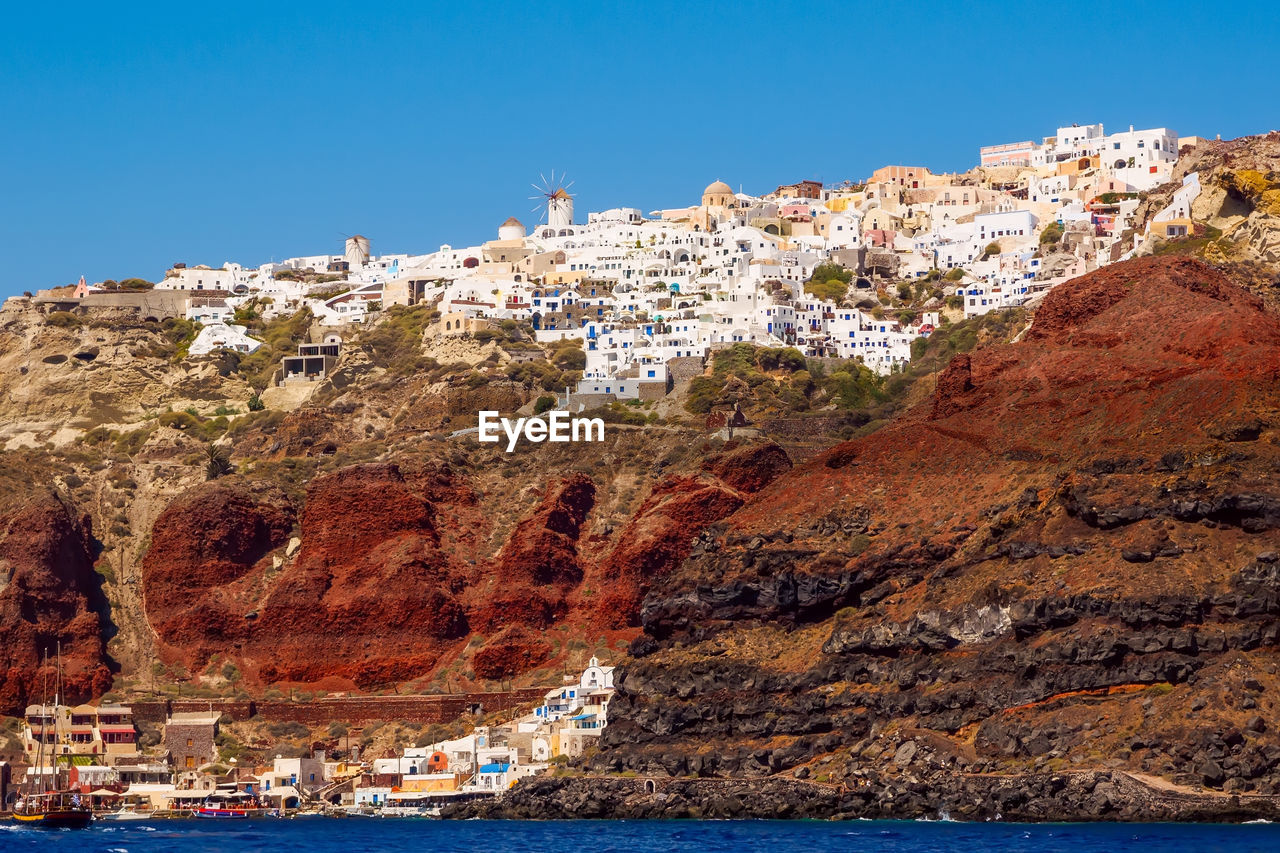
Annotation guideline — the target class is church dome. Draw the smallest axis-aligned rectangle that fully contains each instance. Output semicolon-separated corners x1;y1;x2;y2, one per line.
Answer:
498;216;527;240
704;180;732;196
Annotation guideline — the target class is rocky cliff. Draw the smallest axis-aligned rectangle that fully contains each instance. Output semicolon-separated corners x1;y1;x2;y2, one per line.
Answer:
0;481;113;710
135;436;793;694
592;256;1280;807
6;239;1280;819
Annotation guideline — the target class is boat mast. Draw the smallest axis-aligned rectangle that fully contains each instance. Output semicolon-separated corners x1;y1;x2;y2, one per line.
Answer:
56;641;64;790
30;650;49;800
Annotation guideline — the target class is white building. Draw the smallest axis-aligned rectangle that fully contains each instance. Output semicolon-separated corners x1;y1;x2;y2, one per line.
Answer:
188;322;262;356
159;267;238;292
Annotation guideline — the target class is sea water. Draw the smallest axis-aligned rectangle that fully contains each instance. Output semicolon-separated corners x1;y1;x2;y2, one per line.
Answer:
3;818;1279;853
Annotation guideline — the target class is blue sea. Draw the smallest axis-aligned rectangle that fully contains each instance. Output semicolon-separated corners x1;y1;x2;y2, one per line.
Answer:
4;819;1280;853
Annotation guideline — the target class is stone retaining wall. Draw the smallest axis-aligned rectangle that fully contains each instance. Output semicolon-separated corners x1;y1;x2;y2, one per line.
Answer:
128;689;545;726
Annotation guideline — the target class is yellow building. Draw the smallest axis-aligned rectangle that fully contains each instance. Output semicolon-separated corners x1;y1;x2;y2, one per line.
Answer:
398;772;465;793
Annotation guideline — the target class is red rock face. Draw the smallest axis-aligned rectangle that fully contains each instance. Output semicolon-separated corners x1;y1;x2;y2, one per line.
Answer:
591;444;793;629
476;474;596;632
249;463;470;685
716;257;1280;570
609;257;1280;784
703;441;793;494
142;483;295;667
0;490;112;712
136;436;795;691
472;626;553;680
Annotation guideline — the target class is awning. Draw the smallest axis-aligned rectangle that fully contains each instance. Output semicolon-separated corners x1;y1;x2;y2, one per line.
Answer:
89;789;121;797
568;713;597;721
99;726;136;733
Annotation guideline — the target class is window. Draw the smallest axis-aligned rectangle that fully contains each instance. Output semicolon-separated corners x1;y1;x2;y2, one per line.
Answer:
187;738;193;747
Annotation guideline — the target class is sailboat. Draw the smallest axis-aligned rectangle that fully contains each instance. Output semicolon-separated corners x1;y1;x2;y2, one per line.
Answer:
10;647;93;829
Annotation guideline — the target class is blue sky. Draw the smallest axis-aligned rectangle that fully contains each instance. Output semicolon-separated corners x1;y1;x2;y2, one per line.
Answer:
1;0;1275;296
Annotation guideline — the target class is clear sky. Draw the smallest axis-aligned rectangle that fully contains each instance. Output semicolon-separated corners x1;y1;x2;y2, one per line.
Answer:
2;0;1276;297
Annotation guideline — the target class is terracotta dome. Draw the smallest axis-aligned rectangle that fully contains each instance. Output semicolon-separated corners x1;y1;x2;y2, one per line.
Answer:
704;180;732;196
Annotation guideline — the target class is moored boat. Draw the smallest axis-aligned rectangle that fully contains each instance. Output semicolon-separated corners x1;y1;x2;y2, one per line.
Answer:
9;648;93;829
11;793;94;829
192;793;253;819
98;804;154;821
192;804;251;819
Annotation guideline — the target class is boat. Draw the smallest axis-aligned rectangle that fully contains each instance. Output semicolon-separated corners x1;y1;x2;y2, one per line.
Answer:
98;804;154;821
9;647;93;829
192;794;252;819
192;803;251;819
192;805;251;819
11;793;94;829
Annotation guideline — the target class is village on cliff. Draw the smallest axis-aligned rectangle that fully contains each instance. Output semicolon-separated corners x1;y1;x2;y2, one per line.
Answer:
10;120;1203;413
0;119;1220;817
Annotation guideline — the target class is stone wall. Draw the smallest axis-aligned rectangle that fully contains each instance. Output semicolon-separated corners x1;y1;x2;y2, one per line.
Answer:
566;393;616;411
128;690;545;727
666;356;706;383
757;414;853;441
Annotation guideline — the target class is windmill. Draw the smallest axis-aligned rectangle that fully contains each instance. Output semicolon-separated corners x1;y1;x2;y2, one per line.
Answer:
529;170;575;230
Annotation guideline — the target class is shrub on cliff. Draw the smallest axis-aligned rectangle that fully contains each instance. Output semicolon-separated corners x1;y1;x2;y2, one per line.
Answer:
45;310;82;328
505;357;573;392
755;347;807;373
549;340;586;371
358;303;434;375
205;444;233;480
805;277;849;302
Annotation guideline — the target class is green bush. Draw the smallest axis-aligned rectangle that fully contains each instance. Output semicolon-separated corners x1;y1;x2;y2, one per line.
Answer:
805;278;848;302
755;347;807;373
944;268;966;282
807;262;853;285
205;444;233;480
533;395;556;415
358;304;434;375
158;411;202;431
45;311;82;328
550;341;586;371
803;262;853;303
